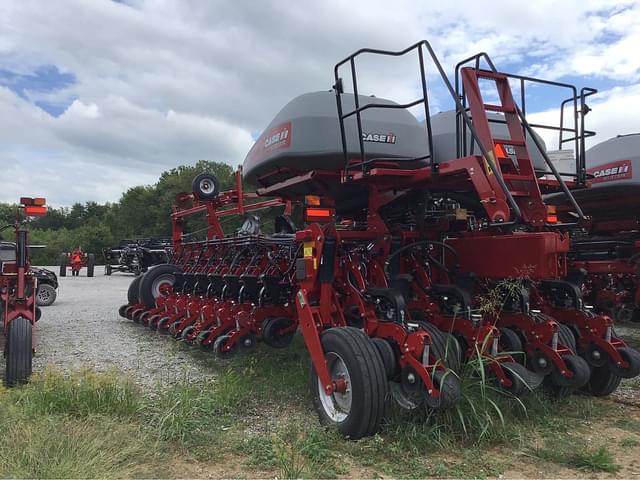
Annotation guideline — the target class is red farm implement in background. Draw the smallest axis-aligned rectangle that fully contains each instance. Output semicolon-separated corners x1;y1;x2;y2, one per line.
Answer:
119;41;640;438
59;248;95;277
1;197;47;385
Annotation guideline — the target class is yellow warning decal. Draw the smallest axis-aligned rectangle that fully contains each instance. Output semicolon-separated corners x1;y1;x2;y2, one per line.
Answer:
483;150;495;176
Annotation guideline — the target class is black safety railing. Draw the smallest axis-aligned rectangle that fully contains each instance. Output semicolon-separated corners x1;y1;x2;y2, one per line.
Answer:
454;53;597;186
333;40;524;226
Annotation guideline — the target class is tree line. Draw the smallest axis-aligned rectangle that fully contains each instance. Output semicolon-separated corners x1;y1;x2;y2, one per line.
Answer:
0;161;240;266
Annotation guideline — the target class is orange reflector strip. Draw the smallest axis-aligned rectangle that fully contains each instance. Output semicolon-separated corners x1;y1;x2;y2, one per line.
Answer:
24;206;47;216
304;208;334;222
546;214;558;223
495;143;508;158
306;208;332;218
305;195;321;206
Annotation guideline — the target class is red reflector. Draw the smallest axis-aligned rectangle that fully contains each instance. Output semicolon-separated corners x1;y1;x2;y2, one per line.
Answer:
546;215;558;223
24;206;47;217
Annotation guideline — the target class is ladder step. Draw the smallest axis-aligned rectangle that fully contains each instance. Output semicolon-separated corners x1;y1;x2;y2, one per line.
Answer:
493;138;526;147
484;104;516;114
475;70;507;81
503;174;533;181
509;190;531;197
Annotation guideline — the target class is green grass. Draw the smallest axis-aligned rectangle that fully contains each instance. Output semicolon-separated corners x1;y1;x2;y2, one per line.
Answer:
531;434;621;473
0;344;630;478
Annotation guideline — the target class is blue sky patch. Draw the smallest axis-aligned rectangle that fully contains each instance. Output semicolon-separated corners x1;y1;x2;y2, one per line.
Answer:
0;64;76;117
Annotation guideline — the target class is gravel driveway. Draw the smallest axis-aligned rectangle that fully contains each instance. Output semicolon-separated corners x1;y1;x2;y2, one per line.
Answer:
29;266;215;389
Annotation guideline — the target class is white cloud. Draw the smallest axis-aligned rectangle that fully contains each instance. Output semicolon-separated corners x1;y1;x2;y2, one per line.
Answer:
0;0;638;205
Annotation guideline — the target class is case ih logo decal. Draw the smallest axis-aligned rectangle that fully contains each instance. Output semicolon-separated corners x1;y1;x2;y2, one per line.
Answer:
587;159;632;184
247;122;292;161
264;123;290;149
362;132;396;144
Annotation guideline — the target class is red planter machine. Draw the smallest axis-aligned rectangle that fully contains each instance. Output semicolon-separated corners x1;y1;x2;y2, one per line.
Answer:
120;42;640;438
1;197;47;385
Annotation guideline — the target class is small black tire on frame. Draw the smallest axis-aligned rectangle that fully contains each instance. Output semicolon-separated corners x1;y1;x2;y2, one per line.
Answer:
192;173;220;200
309;327;388;439
610;347;640;379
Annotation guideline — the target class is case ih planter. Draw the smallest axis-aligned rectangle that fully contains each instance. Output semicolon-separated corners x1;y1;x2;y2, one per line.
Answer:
120;41;640;438
59;248;95;277
1;197;47;385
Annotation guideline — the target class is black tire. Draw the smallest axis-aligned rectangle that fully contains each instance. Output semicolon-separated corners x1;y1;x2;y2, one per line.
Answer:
610;347;640;379
309;327;388;439
87;253;95;277
36;284;57;307
139;264;179;308
499;327;525;363
105;264;112;276
192;173;220;200
5;317;32;386
500;361;543;397
262;317;296;348
423;370;461;410
59;254;67;277
418;322;462;371
371;337;397;378
118;304;129;318
549;354;590;390
558;324;577;352
127;275;142;305
585;366;622;396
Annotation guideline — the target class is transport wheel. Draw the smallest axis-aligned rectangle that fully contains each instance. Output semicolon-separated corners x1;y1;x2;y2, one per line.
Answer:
118;304;129;318
105;264;112;276
214;334;236;358
610;347;640;379
5;317;32;386
549;354;590;392
310;327;387;439
423;370;461;410
59;254;67;277
585;365;622;397
262;317;295;348
499;362;543;397
418;322;462;371
127;276;142;305
239;333;257;351
371;337;397;378
36;284;57;307
498;327;525;363
139;264;179;308
192;173;220;200
87;253;95;277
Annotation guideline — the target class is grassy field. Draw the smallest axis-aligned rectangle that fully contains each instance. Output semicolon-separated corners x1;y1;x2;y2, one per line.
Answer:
2;336;640;479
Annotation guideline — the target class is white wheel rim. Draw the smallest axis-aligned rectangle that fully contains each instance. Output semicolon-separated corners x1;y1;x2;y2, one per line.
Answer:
152;274;174;298
317;352;352;422
199;178;215;195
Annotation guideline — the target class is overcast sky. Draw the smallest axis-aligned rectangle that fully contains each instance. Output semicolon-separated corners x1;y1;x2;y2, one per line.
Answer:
1;0;639;206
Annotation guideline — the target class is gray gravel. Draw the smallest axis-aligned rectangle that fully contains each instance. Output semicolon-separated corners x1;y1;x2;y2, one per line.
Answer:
31;266;216;389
